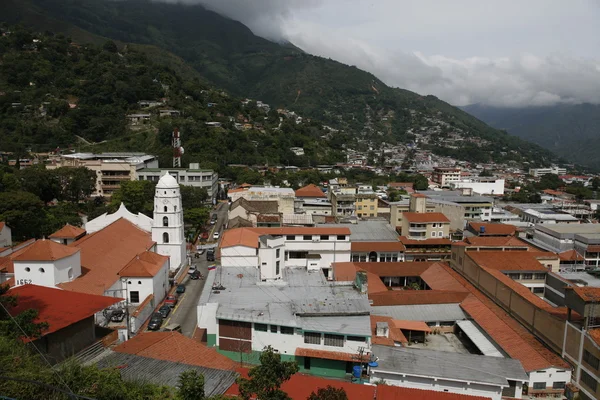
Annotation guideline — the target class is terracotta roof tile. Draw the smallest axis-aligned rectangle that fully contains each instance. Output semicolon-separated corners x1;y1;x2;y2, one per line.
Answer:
114;331;237;371
376;384;491;400
365;271;390;295
399;236;452;246
13;239;79;262
58;218;155;295
256;214;281;223
48;224;86;239
568;286;600;302
370;315;408;345
295;348;369;363
464;236;532;248
369;290;470;306
559;249;584;261
295;184;326;198
332;262;357;281
468;222;516;236
393;319;432;332
0;240;36;273
411;193;427;198
118;251;168;278
403;212;449;223
419;263;470;292
351;241;405;252
467;251;553;272
6;284;121;342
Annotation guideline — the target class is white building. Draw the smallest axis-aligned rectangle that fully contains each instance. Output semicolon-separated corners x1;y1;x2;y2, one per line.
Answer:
0;222;11;249
86;203;153;234
432;167;461;187
370;345;529;400
451;178;505;195
228;186;296;215
220;227;351;279
138;163;219;202
529;166;567;177
521;209;579;225
152;173;187;271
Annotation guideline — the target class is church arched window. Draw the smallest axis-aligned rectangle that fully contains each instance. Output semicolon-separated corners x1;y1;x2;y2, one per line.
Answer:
163;216;169;227
164;206;168;212
163;232;169;243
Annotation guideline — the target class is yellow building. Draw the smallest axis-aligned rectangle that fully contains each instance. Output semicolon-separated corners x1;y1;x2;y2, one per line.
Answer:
355;193;378;218
401;212;450;240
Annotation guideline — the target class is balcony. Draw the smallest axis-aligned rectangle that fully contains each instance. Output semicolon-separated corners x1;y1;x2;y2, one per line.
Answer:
101;174;130;180
408;224;427;232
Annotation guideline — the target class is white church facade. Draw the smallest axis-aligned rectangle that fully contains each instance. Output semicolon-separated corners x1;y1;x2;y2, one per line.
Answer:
11;173;187;304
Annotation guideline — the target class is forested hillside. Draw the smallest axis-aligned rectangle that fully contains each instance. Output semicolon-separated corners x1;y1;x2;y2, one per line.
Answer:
0;0;560;166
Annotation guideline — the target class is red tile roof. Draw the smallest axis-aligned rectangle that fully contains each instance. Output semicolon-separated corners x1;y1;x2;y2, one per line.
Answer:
220;227;351;249
399;236;452;246
48;224;86;239
295;348;369;363
58;218;155;295
118;251;168;278
332;262;357;281
376;384;491;400
294;184;326;198
393;320;432;332
411;193;427;198
568;286;600;302
114;331;237;370
351;241;405;252
0;222;5;230
12;239;79;262
6;284;121;342
559;249;584;261
468;222;516;236
419;263;470;292
463;236;532;248
403;212;449;223
369;290;470;306
370;315;408;346
467;251;553;272
0;240;36;273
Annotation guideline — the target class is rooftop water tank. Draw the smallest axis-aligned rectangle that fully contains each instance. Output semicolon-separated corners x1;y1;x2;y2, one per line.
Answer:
352;365;362;378
480;226;486;234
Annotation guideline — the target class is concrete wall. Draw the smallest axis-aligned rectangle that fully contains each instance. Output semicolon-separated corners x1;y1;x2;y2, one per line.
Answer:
0;225;11;247
563;322;600;400
36;316;96;364
221;246;258;267
14;253;81;288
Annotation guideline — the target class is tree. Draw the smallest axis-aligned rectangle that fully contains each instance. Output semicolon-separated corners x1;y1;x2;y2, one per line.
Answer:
536;174;564;190
307;386;348;400
237;346;299;400
55;167;96;203
180;186;209;209
0;191;46;240
0;284;48;339
110;180;155;216
388;189;400;202
17;166;60;203
178;370;205;400
184;207;210;233
43;203;83;237
412;174;429;190
102;40;118;53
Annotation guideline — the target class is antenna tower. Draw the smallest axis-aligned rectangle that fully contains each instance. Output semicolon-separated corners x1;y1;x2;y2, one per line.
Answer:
172;128;184;167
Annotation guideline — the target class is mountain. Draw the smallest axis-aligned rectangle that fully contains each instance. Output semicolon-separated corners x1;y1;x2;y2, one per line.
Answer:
2;0;560;166
461;103;600;170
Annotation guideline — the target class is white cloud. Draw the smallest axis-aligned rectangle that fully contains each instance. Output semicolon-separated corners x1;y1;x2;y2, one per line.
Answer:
161;0;600;107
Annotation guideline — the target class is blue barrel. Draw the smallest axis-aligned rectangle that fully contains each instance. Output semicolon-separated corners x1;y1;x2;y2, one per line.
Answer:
352;365;362;378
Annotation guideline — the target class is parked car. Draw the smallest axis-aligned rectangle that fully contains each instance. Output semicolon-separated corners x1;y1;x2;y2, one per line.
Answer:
190;270;201;280
213;231;220;240
147;312;163;331
188;264;197;274
206;249;215;261
201;232;209;240
176;284;186;294
164;295;178;308
158;305;171;318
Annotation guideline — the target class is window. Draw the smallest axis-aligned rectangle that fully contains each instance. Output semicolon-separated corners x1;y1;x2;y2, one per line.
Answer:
508;273;520;279
370;205;374;210
534;273;546;280
581;370;598;392
337;235;346;241
324;334;344;347
357;205;362;210
255;323;267;332
286;235;295;241
533;287;544;294
163;232;169;243
280;326;294;335
163;216;169;227
164;206;168;212
174;206;177;212
431;231;437;237
304;357;311;370
276;249;280;258
532;382;546;390
39;268;45;273
130;291;140;303
288;251;308;259
369;213;374;217
270;325;278;333
346;336;365;342
276;261;280;275
320;235;329;241
304;332;321;344
352;254;360;262
583;350;600;370
553;382;566;389
303;235;312;241
521;273;533;280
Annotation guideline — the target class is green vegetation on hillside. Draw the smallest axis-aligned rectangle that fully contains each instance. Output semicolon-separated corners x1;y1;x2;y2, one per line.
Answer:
4;0;560;166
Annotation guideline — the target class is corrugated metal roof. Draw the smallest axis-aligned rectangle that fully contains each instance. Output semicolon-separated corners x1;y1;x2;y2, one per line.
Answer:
95;351;238;396
371;304;467;322
372;345;528;386
456;320;505;358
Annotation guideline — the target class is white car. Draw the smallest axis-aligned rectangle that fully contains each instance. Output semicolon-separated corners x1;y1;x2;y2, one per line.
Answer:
213;232;220;240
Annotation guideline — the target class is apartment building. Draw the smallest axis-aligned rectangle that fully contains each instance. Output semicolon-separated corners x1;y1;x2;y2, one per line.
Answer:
355;193;379;218
431;167;461;187
531;224;600;259
389;194;464;233
228;186;295;215
574;234;600;268
420;191;493;222
47;152;159;197
138;163;218;201
330;192;356;217
401;212;450;240
529;166;567;177
450;177;505;195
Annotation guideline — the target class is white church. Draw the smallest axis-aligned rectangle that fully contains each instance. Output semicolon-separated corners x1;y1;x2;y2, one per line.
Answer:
8;173;187;312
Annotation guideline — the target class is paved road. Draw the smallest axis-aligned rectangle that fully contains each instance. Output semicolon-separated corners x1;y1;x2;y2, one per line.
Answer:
161;202;228;337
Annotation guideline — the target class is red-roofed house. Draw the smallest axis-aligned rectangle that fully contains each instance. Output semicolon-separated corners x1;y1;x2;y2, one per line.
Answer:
5;284;121;363
295;184;326;199
401;212;450;242
49;223;86;245
466;222;516;237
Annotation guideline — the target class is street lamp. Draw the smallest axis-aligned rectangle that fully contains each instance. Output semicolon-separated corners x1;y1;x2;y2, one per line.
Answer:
120;278;131;340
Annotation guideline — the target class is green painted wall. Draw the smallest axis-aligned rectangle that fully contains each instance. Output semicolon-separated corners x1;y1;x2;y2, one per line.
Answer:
297;357;347;378
207;334;216;347
217;348;262;365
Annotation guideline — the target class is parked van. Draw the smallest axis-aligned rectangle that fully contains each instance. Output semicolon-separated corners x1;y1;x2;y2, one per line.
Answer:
206;249;215;261
163;323;181;333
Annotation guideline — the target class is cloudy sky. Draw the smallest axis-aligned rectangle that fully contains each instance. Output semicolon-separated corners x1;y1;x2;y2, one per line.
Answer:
186;0;600;107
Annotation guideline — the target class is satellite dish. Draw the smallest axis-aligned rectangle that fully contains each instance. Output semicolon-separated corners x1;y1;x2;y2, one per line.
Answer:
179;147;185;155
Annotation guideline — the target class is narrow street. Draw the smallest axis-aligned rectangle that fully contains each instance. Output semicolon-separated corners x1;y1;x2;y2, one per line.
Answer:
159;202;228;337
